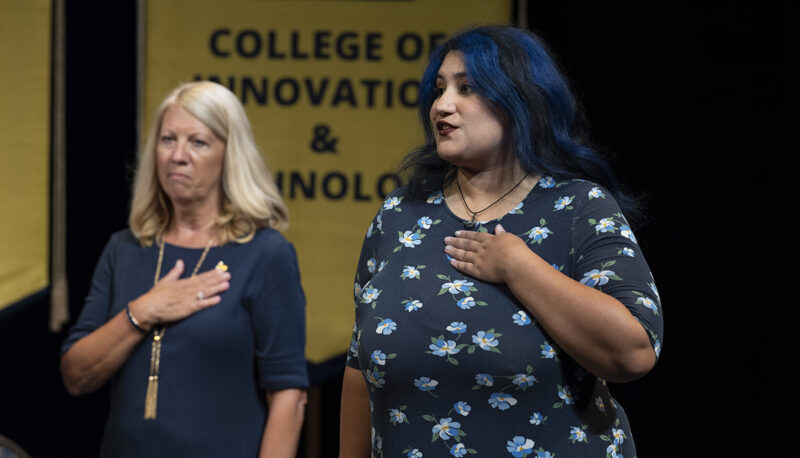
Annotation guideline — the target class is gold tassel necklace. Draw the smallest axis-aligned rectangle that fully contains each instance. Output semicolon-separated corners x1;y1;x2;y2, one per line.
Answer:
144;236;213;419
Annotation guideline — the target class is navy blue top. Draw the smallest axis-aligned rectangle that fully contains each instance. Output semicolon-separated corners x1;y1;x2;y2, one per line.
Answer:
346;177;663;457
61;228;308;458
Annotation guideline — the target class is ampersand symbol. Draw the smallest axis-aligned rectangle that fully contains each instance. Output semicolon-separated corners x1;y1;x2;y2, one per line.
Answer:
310;124;338;153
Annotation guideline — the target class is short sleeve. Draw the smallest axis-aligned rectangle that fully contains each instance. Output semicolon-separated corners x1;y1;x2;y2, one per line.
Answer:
345;206;385;370
60;233;120;356
248;237;309;390
570;185;664;360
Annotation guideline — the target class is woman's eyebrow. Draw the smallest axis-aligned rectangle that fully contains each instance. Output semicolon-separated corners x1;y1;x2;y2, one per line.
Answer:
436;72;468;79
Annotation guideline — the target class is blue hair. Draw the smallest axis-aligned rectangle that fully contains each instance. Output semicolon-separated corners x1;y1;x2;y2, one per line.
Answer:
402;25;638;218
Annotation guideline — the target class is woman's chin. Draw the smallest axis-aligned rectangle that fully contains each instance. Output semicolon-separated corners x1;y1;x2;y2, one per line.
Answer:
435;148;463;166
165;192;200;208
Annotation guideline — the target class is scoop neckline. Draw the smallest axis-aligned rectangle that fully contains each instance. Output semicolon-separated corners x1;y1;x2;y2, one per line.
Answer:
161;240;220;251
440;176;541;228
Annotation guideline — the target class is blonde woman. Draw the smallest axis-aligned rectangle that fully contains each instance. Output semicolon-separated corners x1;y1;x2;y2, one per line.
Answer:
61;81;307;458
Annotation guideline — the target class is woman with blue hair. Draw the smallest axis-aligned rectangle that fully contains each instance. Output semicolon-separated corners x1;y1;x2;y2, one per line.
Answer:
341;26;663;457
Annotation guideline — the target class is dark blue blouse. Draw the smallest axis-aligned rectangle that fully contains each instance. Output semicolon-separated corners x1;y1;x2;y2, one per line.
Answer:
61;228;308;458
346;177;663;457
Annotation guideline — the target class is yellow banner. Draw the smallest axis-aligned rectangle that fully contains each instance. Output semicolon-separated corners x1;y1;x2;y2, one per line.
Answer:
0;0;51;311
143;0;512;362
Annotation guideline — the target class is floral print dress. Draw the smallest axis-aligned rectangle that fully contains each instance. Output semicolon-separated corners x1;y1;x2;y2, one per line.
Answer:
347;177;663;458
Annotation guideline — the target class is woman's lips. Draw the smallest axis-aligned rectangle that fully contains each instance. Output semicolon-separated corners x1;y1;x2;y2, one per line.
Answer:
436;121;457;135
168;172;190;182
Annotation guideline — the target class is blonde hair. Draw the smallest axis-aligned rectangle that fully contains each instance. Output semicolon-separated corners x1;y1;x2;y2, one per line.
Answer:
129;81;288;246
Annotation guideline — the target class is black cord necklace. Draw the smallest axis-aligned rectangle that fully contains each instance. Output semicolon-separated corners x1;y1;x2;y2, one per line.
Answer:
456;173;528;229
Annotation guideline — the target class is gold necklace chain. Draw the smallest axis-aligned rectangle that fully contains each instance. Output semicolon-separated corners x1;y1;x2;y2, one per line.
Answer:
456;173;528;229
144;236;213;420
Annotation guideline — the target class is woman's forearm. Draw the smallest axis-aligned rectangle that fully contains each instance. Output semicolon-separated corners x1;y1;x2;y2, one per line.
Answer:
339;366;371;458
60;308;146;395
445;229;655;383
260;388;307;458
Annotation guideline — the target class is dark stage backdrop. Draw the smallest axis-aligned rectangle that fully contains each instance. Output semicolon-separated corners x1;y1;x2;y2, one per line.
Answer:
0;2;791;457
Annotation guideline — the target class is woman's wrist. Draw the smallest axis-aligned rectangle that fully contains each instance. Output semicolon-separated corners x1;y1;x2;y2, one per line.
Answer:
126;301;151;333
502;245;553;297
497;235;535;285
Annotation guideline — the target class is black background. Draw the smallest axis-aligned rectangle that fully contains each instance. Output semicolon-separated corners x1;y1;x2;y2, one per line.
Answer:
0;1;792;456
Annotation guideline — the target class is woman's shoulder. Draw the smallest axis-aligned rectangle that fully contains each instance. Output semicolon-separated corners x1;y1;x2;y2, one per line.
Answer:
109;228;138;244
536;176;618;208
384;184;411;200
248;227;288;245
237;229;303;278
244;227;296;258
375;184;446;222
86;229;145;267
101;228;141;254
381;184;446;208
536;176;607;195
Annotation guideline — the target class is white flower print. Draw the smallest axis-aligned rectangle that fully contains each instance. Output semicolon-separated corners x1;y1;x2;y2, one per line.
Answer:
426;190;444;204
432;417;461;440
529;412;545;425
383;196;402;210
527;226;551;242
620;224;637;243
442;279;474;295
488;392;517;410
399;230;422;248
401;265;422;280
472;330;500;351
556;385;575;407
636;294;659;314
588;186;606;199
361;286;381;303
538;176;556;188
553;196;574;210
388;408;408;425
512;310;532;326
475;373;494;387
456;296;476;310
429;338;461;357
580;269;616;287
446;322;467;334
370;350;387;365
512;373;537;389
453;401;471;416
402;299;423;312
414;377;438;392
594;217;616;232
375;318;396;335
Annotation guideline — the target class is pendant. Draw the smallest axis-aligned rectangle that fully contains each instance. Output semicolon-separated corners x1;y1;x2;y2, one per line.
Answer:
464;215;478;229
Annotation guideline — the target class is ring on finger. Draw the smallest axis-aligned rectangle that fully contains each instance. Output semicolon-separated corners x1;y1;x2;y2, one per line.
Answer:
197;291;204;301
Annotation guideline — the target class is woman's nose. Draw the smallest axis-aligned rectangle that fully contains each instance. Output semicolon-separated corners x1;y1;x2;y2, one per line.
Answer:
170;139;190;162
432;89;456;116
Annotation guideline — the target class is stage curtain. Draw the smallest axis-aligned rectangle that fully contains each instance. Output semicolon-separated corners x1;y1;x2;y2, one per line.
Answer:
0;0;52;316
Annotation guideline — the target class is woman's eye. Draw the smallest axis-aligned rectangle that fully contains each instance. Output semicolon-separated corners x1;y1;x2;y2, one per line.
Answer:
193;139;208;147
434;87;445;97
460;84;473;94
160;135;174;143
